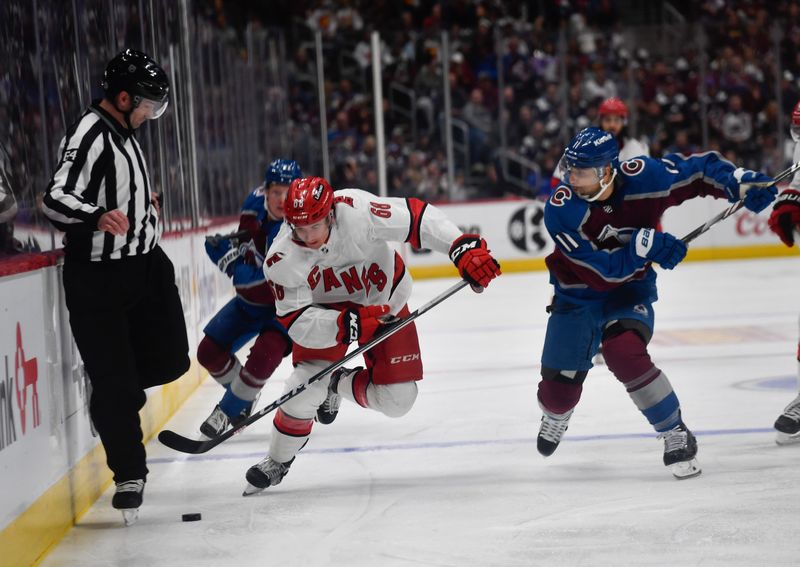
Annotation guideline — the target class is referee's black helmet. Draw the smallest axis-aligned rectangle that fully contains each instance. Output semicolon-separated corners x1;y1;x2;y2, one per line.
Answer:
102;49;169;105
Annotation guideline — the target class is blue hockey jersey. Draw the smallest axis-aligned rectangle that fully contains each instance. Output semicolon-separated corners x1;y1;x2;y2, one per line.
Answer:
544;152;739;303
230;186;283;307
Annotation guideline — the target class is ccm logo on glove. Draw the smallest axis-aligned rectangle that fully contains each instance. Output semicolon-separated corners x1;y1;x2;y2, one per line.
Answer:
449;234;501;292
337;304;391;345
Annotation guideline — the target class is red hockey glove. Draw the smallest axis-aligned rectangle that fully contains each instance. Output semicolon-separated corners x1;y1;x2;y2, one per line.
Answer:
768;189;800;247
336;304;391;345
449;234;502;292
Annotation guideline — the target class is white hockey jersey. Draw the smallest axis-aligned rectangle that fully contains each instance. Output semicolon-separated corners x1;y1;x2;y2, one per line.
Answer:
618;136;650;161
790;139;800;190
264;188;462;350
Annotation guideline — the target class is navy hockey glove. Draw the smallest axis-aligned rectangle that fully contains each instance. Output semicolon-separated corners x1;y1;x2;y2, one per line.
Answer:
204;237;239;276
449;234;502;293
632;228;687;270
725;168;777;213
768;189;800;247
336;304;391;345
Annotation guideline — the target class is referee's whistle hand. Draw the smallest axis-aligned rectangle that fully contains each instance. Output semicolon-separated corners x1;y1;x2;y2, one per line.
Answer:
98;209;130;235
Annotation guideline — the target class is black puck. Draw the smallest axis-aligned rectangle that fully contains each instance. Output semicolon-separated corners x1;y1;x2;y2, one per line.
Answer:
182;513;201;522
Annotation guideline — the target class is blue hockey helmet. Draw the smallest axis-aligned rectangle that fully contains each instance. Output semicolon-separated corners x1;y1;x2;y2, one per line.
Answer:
562;127;619;169
559;127;620;202
265;159;302;187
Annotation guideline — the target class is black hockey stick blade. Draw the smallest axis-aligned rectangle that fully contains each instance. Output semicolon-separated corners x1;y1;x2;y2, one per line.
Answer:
158;280;470;454
681;161;800;244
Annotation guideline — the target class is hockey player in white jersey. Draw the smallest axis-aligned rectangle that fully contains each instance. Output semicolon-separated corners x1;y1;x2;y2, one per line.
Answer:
767;99;800;445
243;177;501;493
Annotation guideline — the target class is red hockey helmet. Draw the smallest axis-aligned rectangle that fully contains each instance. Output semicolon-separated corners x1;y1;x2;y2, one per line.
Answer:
598;97;628;119
284;176;334;228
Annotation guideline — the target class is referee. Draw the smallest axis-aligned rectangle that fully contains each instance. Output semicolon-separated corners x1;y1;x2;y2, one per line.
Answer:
43;49;190;525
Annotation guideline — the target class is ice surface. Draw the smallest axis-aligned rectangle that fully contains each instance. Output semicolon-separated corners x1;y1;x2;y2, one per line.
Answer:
43;257;800;567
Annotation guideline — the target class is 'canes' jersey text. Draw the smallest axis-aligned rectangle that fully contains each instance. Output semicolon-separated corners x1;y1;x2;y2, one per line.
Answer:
264;189;462;349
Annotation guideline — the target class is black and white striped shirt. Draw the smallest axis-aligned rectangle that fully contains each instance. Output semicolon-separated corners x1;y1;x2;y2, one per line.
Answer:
43;101;160;261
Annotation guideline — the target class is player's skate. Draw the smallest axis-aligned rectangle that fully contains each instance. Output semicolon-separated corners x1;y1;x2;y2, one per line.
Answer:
317;366;361;425
537;408;573;457
774;394;800;445
659;422;701;479
199;392;260;438
243;456;294;496
112;479;145;526
199;405;229;438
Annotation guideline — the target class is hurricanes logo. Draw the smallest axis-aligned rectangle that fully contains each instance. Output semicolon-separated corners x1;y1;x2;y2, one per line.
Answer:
621;159;645;176
549;186;572;207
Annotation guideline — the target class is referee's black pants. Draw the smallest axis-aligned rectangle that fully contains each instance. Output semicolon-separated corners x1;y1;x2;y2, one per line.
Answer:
63;245;190;482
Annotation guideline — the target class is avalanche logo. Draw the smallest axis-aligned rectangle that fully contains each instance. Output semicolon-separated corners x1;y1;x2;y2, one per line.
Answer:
549;186;572;207
621;159;645;176
508;203;547;253
597;224;637;246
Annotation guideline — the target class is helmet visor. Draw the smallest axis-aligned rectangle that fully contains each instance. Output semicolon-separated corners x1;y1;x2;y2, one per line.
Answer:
137;97;169;119
558;156;604;187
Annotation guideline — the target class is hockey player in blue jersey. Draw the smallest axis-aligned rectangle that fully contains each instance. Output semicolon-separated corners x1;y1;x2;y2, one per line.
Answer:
538;127;777;478
198;159;302;437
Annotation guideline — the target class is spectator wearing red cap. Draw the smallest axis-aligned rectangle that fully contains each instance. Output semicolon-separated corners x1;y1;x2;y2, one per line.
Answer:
598;97;650;161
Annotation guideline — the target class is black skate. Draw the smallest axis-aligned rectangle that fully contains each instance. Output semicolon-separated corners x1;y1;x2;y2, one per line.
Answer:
775;395;800;445
537;409;573;457
199;405;229;438
317;366;361;425
112;479;145;526
659;422;701;479
243;457;294;496
200;392;260;438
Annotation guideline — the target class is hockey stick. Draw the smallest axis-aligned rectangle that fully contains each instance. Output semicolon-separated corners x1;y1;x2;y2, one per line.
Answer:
681;161;800;244
205;229;250;246
158;279;470;454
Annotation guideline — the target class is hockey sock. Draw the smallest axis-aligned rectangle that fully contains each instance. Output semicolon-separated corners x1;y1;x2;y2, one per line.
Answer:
231;330;289;401
219;388;251;418
197;336;239;386
603;330;680;432
537;379;582;416
270;409;314;463
335;368;371;408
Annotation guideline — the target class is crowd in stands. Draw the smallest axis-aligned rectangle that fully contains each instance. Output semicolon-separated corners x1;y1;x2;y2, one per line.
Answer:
3;0;800;257
274;0;800;201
